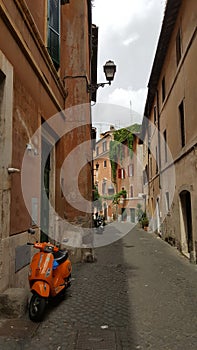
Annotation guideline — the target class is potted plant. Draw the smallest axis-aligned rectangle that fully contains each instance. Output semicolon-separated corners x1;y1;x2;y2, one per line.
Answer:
141;213;149;230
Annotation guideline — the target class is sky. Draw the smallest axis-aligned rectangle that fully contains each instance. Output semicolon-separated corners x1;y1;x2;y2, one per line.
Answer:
91;0;166;133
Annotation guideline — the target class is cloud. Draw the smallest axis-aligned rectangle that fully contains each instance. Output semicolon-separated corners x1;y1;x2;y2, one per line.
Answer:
93;0;158;33
92;102;142;137
96;87;147;116
92;0;166;127
123;33;140;46
109;87;147;116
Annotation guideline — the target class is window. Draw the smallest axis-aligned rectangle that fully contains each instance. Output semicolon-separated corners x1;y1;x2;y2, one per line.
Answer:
102;180;107;195
143;166;148;185
96;146;99;156
103;160;107;168
162;76;166;102
102;141;107;152
154;105;157;125
156;146;158;174
128;164;134;177
118;168;125;179
108;185;114;195
48;0;60;70
149;156;152;179
179;100;185;147
121;168;125;179
163;130;167;162
130;185;134;198
176;29;182;66
148;124;151;147
130;208;135;223
165;192;170;212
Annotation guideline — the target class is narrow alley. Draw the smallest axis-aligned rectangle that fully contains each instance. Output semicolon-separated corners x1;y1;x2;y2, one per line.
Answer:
0;226;196;350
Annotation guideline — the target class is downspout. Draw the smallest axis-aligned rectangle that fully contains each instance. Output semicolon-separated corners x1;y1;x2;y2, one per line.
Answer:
88;0;94;225
156;90;161;189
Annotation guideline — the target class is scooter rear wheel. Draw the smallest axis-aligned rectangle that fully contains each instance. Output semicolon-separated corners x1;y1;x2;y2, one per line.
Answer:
29;293;46;322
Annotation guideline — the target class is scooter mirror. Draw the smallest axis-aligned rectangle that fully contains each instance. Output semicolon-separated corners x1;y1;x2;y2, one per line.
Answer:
28;228;35;235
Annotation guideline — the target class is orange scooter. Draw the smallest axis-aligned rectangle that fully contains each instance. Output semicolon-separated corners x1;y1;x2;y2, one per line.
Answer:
27;231;72;322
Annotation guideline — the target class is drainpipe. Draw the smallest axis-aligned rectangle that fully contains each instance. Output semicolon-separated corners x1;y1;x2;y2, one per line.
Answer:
88;1;94;226
156;90;161;189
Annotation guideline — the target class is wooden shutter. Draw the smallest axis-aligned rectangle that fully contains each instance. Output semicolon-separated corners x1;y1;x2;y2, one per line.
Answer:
118;169;121;178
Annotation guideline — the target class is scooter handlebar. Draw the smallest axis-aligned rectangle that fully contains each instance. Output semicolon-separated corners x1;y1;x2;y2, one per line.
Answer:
27;241;59;252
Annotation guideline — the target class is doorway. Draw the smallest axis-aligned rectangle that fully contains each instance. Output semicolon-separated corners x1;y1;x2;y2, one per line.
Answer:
156;198;161;234
130;208;135;223
179;190;193;256
103;202;107;221
40;138;51;242
121;208;127;221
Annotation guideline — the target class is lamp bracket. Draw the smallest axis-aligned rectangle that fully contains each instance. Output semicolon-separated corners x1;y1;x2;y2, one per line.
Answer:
87;82;111;93
63;75;111;94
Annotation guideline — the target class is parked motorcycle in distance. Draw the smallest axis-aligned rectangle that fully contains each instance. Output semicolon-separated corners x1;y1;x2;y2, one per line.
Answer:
95;216;104;234
27;229;72;322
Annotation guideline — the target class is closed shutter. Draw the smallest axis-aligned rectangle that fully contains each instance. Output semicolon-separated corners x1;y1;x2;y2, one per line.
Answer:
48;0;60;69
118;169;121;178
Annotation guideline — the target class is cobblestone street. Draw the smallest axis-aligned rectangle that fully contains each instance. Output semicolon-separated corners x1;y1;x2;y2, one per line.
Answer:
0;226;196;349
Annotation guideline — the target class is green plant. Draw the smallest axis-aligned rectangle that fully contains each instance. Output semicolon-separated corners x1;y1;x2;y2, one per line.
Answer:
109;124;141;182
141;216;149;228
113;189;127;204
101;189;127;204
136;203;143;223
140;212;149;228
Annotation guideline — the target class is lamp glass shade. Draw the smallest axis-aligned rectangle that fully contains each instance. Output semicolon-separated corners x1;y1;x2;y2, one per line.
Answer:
103;60;116;82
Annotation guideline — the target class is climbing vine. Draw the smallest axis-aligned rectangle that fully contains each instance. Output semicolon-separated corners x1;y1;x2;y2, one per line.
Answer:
113;189;127;204
109;124;141;182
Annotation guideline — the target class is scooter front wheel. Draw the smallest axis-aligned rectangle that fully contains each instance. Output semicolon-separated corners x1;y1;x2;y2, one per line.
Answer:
29;293;46;322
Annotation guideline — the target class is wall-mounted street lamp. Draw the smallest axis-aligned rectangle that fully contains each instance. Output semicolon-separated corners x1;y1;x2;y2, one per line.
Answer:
63;60;116;94
88;60;116;93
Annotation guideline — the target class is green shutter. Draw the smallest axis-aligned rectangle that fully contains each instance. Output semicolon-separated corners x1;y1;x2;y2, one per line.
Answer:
48;0;60;69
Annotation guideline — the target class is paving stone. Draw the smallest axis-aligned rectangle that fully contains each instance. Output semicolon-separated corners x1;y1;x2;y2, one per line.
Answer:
0;227;196;349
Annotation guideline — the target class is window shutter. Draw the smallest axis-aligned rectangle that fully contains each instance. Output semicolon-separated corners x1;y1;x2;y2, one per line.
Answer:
118;169;121;178
130;186;133;198
132;164;134;176
48;0;60;69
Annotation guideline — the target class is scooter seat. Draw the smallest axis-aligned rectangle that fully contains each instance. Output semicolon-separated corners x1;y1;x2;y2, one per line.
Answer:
53;250;68;264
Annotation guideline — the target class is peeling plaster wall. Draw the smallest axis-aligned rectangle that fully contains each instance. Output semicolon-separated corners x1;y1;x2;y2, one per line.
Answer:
0;0;93;291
